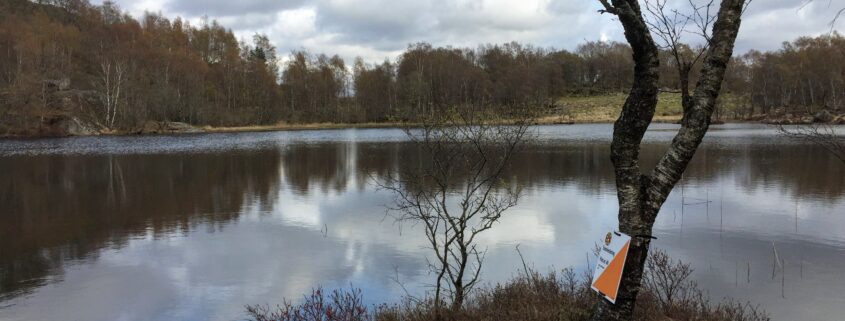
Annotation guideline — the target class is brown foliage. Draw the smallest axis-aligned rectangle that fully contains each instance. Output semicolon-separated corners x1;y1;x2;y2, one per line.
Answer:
1;0;840;137
724;33;845;118
246;287;368;321
0;0;282;134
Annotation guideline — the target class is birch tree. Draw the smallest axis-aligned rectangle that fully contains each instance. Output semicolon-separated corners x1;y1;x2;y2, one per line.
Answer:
96;59;126;128
380;107;533;309
592;1;747;320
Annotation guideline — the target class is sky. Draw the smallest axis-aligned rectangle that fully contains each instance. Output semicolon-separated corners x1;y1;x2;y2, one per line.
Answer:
92;0;845;64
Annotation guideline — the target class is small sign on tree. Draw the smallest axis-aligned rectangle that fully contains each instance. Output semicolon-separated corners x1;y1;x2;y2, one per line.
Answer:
591;231;631;304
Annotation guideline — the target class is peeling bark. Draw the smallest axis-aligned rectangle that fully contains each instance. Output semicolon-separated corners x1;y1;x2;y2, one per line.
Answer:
591;1;747;320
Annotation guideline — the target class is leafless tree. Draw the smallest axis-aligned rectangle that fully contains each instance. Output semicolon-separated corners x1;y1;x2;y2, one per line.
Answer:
594;1;747;320
379;106;533;309
776;1;845;165
779;124;845;164
644;0;721;112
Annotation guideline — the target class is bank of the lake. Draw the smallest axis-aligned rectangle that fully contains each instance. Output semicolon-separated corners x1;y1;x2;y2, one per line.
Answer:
4;93;845;138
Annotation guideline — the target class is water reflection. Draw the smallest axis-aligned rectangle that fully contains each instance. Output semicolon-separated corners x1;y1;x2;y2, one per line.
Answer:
0;151;281;301
0;124;843;321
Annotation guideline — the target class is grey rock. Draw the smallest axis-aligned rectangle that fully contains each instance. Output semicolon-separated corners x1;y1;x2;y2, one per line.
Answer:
813;110;834;123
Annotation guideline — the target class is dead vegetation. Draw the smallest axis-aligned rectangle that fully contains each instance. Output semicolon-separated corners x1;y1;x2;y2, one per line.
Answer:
246;250;769;321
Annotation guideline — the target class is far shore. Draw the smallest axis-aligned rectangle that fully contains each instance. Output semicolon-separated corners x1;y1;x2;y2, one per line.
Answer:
203;115;692;134
1;116;680;139
4;91;843;139
3;113;843;139
154;114;797;136
203;121;417;134
197;115;690;135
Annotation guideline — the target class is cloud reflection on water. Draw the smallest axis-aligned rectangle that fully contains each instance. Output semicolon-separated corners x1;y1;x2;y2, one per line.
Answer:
1;124;844;321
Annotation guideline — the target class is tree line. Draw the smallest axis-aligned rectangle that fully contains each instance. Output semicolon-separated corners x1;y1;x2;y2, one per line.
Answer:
726;34;845;118
1;0;842;135
0;0;282;133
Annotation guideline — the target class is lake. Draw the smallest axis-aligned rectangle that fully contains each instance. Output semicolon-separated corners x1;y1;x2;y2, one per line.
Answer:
1;124;844;321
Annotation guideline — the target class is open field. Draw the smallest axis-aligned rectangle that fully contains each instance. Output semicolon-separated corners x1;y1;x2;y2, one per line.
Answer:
543;92;752;124
206;94;690;134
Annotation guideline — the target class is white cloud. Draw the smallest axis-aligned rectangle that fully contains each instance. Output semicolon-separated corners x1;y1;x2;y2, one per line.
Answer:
93;0;844;64
273;8;318;39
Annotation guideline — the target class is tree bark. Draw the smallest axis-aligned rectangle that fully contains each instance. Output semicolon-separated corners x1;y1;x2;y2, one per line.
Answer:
591;1;746;320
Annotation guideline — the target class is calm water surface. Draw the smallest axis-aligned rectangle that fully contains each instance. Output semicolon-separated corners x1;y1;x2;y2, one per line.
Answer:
1;124;844;321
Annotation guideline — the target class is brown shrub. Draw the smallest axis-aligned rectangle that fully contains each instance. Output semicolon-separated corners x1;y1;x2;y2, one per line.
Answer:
247;250;769;321
246;287;368;321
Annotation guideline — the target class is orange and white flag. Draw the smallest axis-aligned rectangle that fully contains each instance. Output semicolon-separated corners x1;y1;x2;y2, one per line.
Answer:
591;231;631;304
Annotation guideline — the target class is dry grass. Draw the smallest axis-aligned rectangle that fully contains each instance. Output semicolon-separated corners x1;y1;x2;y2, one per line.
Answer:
546;92;745;124
246;250;769;321
202;93;688;134
548;92;685;124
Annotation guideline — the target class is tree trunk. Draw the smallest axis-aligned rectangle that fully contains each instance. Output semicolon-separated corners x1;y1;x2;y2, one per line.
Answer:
591;1;746;320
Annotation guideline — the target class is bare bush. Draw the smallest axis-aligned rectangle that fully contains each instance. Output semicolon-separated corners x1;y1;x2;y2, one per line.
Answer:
245;287;368;321
246;255;769;321
636;249;769;321
643;249;696;310
378;105;534;308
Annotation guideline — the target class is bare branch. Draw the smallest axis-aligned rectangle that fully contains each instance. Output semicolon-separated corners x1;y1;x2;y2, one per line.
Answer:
778;123;845;164
376;105;535;308
599;0;619;15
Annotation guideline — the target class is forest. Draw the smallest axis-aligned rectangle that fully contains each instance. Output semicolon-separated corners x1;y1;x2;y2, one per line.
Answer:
1;0;844;136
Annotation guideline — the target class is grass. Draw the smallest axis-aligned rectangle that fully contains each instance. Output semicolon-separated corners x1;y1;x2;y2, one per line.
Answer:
153;92;752;136
246;250;769;321
202;93;696;134
207;95;685;135
539;92;685;124
541;92;745;124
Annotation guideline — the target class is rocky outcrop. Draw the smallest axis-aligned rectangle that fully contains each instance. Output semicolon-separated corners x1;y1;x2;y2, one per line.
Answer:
813;110;834;123
56;116;100;136
759;109;845;125
30;115;102;137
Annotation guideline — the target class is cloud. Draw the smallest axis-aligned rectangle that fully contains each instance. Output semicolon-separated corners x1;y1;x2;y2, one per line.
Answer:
736;0;845;52
93;0;844;64
314;0;432;46
165;0;307;17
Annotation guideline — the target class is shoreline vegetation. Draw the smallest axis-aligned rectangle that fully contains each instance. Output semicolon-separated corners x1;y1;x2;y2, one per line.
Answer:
4;91;844;138
245;251;769;321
